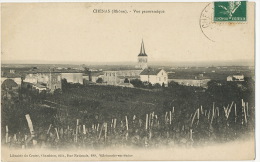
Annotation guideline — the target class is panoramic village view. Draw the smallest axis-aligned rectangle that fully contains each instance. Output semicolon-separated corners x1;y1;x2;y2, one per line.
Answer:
1;40;255;150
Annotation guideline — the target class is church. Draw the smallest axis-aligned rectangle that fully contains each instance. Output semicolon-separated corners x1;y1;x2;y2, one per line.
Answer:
103;40;148;85
102;40;168;86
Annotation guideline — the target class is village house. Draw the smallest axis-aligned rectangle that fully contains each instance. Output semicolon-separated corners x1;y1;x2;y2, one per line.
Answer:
169;78;211;88
23;73;38;83
227;74;244;81
61;73;83;84
140;68;168;86
23;72;62;92
32;83;47;92
103;70;142;85
23;68;84;92
168;73;210;88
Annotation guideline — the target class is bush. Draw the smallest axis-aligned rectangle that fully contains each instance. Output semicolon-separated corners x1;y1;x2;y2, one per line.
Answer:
154;83;161;88
124;78;130;83
168;81;179;88
96;78;103;83
130;79;144;88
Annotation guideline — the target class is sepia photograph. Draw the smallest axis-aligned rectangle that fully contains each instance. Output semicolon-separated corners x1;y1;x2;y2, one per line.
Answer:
1;1;256;161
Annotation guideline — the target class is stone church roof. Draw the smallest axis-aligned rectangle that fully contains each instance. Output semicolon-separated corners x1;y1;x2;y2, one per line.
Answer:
140;68;163;75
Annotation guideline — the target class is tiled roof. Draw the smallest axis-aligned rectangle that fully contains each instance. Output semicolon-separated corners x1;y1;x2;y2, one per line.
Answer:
140;68;163;75
33;83;46;88
117;76;140;79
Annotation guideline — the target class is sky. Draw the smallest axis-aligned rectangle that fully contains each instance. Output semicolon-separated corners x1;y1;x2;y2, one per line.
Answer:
1;3;255;64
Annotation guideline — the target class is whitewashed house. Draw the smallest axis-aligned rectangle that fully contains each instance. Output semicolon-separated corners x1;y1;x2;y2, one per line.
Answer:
61;73;83;84
24;73;62;92
227;74;244;81
140;68;168;86
103;70;142;85
32;83;47;92
23;74;38;84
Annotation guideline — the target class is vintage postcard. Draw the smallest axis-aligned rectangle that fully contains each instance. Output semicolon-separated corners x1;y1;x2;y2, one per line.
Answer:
1;2;255;161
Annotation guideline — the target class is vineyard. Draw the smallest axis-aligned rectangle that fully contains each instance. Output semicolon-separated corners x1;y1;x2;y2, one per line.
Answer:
1;80;255;149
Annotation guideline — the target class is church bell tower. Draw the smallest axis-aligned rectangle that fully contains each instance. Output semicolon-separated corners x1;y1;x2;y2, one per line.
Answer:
136;40;148;69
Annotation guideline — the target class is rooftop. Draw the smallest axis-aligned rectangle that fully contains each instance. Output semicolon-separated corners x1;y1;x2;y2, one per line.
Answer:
33;83;47;88
140;68;163;75
117;76;140;79
168;73;210;80
28;68;83;74
90;71;104;77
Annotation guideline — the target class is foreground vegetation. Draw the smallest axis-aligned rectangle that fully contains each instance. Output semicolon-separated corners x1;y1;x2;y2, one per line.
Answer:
1;78;255;149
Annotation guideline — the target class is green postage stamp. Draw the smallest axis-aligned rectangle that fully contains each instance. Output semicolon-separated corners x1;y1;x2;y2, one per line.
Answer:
214;1;247;21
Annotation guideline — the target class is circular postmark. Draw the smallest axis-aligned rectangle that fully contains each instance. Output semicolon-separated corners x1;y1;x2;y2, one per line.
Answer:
199;3;217;42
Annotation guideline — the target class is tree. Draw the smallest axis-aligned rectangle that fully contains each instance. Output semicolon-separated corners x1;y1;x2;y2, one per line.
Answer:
39;90;47;99
96;78;103;83
168;81;179;88
53;89;62;95
130;79;144;88
61;78;69;91
154;83;161;89
124;78;130;83
84;67;90;74
206;80;243;104
162;82;165;88
84;67;91;81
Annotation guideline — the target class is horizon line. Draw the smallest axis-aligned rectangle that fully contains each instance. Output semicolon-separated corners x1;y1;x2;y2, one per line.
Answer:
1;59;254;64
1;60;255;67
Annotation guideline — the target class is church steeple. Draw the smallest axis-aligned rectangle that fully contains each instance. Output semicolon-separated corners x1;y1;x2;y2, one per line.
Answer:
136;39;148;69
138;39;147;56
